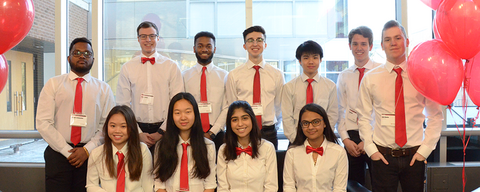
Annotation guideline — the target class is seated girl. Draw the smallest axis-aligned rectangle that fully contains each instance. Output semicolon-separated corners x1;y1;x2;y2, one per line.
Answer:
283;103;348;192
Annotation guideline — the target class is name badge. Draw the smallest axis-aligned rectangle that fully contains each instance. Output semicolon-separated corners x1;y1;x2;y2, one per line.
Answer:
140;93;154;105
381;114;395;126
70;114;87;127
347;109;358;122
198;102;212;113
252;104;263;116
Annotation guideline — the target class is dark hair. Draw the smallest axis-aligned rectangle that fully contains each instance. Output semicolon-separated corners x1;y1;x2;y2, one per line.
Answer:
295;40;323;60
291;104;338;146
103;105;143;181
137;21;159;36
242;25;266;43
348;26;374;46
69;37;92;54
194;31;216;46
381;20;407;42
154;92;210;181
223;101;262;161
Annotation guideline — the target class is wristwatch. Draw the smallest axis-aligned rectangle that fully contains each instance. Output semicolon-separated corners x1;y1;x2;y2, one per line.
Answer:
208;131;216;140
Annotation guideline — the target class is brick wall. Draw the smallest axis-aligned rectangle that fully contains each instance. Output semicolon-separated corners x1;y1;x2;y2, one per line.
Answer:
28;0;55;43
69;3;89;43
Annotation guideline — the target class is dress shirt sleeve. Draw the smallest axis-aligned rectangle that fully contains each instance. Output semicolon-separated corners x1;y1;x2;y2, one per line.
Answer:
264;142;279;192
84;86;115;153
281;83;296;143
225;73;238;106
327;84;339;131
216;145;230;192
333;148;348;192
282;149;296;192
417;99;443;158
141;144;154;192
356;77;377;157
116;64;132;107
86;148;107;192
36;79;73;158
169;62;185;100
211;94;228;134
204;142;217;189
336;73;350;141
274;72;285;124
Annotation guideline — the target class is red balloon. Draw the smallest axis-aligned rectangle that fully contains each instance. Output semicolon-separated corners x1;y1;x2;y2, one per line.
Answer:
421;0;444;10
435;0;480;59
408;39;464;105
0;55;8;94
433;17;441;39
465;53;480;106
0;0;35;54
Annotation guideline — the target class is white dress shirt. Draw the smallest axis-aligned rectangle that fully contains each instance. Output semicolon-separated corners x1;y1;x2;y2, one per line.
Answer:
36;71;115;158
183;63;228;134
356;61;444;158
283;139;348;192
282;73;338;143
225;60;284;126
217;139;278;192
86;142;154;192
116;52;184;127
336;59;381;141
154;137;217;191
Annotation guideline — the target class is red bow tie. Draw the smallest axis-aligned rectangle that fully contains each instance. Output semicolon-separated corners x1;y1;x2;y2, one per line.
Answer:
306;146;324;156
141;57;155;64
236;146;253;156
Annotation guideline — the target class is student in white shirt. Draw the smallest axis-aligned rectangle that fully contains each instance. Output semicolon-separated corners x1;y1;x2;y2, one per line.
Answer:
217;100;278;192
86;105;153;192
116;21;184;154
36;37;115;192
183;31;228;153
154;93;216;192
283;104;348;192
282;40;338;143
336;26;381;186
225;25;284;149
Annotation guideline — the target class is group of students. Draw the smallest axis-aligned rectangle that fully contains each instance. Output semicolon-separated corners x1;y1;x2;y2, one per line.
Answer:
85;93;344;192
36;17;443;192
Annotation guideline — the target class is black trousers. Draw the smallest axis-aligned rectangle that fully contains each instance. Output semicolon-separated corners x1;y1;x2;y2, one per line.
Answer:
137;122;163;155
370;146;425;192
261;125;278;150
44;144;87;192
212;130;225;155
346;130;372;186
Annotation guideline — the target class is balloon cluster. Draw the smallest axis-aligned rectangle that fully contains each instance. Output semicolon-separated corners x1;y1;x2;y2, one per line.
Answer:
411;0;480;106
0;0;35;93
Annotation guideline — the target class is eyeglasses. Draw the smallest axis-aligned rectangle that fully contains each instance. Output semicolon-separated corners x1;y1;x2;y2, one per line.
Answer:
138;34;158;40
72;50;93;58
245;38;265;44
301;119;323;128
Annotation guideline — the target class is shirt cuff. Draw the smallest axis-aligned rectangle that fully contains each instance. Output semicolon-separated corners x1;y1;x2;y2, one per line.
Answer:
365;143;379;157
416;145;432;159
60;145;74;158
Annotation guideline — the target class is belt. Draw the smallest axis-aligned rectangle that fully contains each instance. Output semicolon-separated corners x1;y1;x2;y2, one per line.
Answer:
376;145;419;158
262;125;275;130
68;143;86;148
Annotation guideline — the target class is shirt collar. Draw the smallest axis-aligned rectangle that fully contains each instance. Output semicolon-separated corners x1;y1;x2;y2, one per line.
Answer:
300;72;320;82
245;59;266;70
194;62;214;73
112;142;129;157
355;59;377;70
141;52;159;59
385;60;407;73
303;137;326;148
68;71;92;82
178;135;191;145
236;142;252;148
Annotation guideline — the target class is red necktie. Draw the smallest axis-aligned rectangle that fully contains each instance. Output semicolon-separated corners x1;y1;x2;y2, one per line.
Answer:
253;65;262;130
306;146;324;156
357;68;366;89
141;57;155;64
200;66;211;133
116;152;125;192
235;146;253;156
393;67;407;147
306;79;314;104
180;143;190;191
71;78;84;146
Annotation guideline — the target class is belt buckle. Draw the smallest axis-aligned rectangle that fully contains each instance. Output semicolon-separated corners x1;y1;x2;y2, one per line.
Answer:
390;148;405;158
